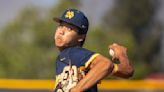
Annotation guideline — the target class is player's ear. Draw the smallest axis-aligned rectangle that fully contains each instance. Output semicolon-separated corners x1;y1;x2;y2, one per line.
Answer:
78;35;86;42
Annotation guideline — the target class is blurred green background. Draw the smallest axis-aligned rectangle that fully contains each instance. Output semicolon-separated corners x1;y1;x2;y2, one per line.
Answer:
0;0;164;79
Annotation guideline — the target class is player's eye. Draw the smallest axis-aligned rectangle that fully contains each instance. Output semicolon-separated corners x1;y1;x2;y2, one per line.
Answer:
58;24;63;27
67;27;73;31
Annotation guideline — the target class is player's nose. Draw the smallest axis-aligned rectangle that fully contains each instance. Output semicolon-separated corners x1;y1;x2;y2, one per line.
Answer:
58;28;65;35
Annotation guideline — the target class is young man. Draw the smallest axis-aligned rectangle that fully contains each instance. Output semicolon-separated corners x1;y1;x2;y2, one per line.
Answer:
53;9;134;92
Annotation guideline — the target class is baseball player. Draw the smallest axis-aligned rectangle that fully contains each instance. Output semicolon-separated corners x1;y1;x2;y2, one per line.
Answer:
53;9;134;92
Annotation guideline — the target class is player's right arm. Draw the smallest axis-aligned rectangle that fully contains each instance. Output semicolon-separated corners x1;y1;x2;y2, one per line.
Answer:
70;54;114;92
70;43;134;92
109;43;134;78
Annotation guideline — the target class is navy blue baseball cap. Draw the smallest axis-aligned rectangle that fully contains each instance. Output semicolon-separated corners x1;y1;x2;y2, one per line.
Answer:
53;9;89;34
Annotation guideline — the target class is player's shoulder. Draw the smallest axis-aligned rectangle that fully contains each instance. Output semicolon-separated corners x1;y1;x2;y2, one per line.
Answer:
60;46;94;57
62;46;92;53
70;46;90;51
69;46;94;54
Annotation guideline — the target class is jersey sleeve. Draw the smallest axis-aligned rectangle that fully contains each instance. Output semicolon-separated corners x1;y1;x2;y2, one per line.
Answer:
68;47;99;68
84;53;99;68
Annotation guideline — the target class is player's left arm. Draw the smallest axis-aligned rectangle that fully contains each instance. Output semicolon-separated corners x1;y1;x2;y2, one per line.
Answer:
70;54;114;92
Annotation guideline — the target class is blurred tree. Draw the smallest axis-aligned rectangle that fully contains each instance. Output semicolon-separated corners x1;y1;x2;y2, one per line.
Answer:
0;0;79;79
102;0;162;79
1;0;162;80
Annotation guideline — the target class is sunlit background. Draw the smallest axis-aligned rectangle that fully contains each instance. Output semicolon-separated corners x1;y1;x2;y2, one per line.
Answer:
0;0;164;92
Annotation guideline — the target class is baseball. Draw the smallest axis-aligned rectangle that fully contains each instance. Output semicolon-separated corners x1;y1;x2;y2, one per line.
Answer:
109;49;115;57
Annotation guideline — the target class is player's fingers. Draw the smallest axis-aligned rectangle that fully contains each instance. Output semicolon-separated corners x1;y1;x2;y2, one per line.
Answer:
119;45;127;52
109;43;116;48
109;43;118;50
113;43;118;46
108;46;115;50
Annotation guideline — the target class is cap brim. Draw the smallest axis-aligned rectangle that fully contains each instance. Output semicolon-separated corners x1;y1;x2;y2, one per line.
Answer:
53;17;82;30
53;17;77;27
53;17;74;25
53;17;62;23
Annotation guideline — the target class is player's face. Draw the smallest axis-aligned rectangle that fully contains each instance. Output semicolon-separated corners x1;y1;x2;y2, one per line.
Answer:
54;22;81;49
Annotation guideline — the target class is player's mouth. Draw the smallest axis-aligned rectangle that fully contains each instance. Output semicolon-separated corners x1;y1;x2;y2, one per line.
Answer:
55;36;63;43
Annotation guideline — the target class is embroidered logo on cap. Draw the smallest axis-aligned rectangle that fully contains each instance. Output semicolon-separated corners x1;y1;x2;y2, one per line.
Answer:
65;11;74;19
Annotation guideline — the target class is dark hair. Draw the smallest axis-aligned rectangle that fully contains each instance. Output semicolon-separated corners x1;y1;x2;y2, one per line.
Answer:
76;28;87;47
80;37;86;47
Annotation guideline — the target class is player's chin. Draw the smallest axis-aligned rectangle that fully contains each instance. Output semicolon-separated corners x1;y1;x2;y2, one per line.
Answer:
55;42;65;48
55;43;63;47
55;39;62;45
55;44;68;51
